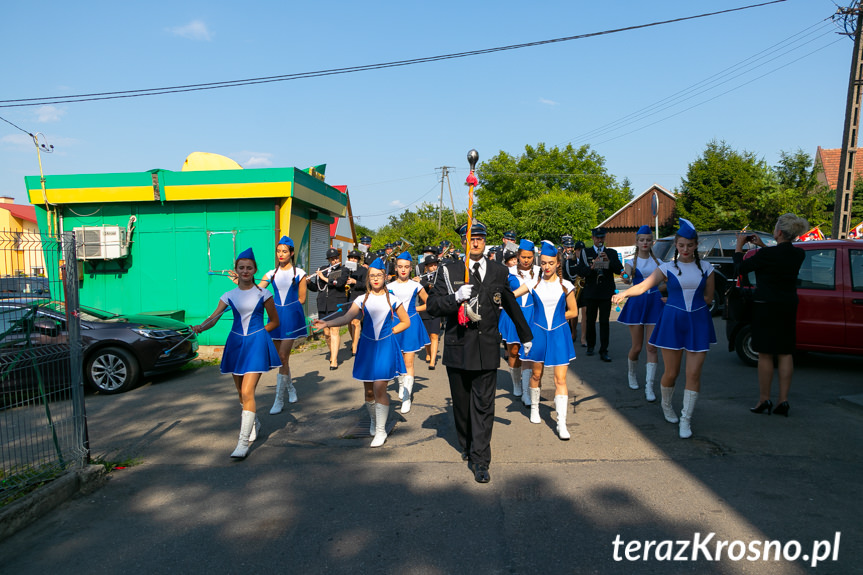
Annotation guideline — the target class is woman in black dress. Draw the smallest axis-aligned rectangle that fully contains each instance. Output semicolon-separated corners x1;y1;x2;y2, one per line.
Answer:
734;213;808;417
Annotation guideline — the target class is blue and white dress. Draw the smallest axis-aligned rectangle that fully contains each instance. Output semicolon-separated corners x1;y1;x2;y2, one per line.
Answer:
262;266;308;341
499;265;539;344
352;293;407;382
387;280;430;353
523;276;577;366
649;261;717;352
219;287;282;375
617;256;664;326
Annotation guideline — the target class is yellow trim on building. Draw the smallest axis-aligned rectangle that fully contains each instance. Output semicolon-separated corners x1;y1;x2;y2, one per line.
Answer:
164;182;291;201
28;186;155;204
279;197;293;238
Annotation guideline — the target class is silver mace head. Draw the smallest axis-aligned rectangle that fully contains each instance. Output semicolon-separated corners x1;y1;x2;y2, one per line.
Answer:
467;149;479;171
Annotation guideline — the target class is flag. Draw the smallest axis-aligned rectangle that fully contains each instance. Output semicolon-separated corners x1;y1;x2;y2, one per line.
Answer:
849;221;863;240
798;227;825;242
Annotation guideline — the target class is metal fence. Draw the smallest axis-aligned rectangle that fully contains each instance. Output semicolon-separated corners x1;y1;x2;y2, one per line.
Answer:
0;231;87;506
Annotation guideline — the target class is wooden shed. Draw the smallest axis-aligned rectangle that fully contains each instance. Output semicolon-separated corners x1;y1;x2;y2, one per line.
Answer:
598;184;676;247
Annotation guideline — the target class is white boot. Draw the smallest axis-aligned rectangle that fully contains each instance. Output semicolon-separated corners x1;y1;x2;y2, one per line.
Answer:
679;390;698;439
286;369;297;403
270;373;287;414
522;370;532;406
510;366;523;397
645;363;658;402
242;402;261;442
661;386;678;423
231;410;256;459
627;359;639;389
370;403;389;447
400;375;414;414
365;401;376;436
397;375;405;402
529;387;541;424
554;395;570;440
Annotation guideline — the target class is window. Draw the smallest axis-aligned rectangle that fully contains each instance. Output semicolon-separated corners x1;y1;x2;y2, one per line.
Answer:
698;237;719;258
851;250;863;292
797;249;836;290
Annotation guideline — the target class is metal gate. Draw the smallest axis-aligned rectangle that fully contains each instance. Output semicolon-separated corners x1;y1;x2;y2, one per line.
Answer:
0;231;86;506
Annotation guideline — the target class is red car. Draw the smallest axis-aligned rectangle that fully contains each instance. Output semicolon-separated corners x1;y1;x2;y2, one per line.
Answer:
725;239;863;365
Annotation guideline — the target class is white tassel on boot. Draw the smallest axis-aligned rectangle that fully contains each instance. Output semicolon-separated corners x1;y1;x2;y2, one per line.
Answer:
529;387;541;424
644;363;658;402
510;366;523;397
627;359;639;389
679;390;698;439
231;410;256;459
522;370;532;406
554;395;570;440
365;401;376;436
400;375;414;414
270;373;287;414
661;385;678;423
370;403;389;447
286;369;297;403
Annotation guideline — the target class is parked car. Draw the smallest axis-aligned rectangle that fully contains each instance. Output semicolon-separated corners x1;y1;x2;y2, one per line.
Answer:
0;277;50;299
654;230;776;314
0;301;198;394
725;239;863;366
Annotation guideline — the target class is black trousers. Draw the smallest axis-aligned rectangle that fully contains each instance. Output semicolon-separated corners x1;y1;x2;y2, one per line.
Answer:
445;367;497;467
585;297;612;354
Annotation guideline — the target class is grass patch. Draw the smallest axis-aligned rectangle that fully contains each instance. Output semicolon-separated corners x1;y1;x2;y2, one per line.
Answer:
0;463;66;507
90;456;143;473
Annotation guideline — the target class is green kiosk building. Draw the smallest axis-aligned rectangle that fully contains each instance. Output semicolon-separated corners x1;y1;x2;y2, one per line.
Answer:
25;153;350;345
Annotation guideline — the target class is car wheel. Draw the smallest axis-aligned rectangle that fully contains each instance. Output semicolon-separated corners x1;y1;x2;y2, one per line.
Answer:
734;325;758;367
85;346;140;394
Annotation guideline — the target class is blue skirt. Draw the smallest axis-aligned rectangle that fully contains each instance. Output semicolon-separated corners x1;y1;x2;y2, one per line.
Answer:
221;329;282;375
499;310;519;344
271;301;308;341
395;312;430;353
617;291;664;325
524;322;576;366
649;305;716;352
353;332;407;382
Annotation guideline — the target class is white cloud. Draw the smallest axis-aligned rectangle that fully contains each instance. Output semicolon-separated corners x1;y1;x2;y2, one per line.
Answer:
1;134;32;147
539;98;559;106
239;152;274;168
35;105;65;123
389;200;404;208
167;20;213;41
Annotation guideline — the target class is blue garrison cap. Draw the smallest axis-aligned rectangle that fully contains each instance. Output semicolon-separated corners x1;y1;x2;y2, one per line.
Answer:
518;239;535;252
236;247;256;263
277;235;294;247
636;225;651;235
540;240;558;258
677;218;697;240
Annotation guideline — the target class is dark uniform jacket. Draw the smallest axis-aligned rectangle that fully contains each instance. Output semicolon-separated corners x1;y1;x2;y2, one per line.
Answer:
307;263;349;314
575;246;623;299
426;258;532;370
347;265;368;302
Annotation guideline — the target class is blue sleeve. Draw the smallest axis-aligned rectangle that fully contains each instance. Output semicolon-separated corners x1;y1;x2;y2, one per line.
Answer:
507;274;520;291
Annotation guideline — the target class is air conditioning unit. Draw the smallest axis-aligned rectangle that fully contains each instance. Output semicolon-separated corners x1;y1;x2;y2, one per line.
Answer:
73;226;129;260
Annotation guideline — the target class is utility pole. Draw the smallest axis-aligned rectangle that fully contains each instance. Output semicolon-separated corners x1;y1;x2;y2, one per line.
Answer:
437;166;455;229
833;3;863;239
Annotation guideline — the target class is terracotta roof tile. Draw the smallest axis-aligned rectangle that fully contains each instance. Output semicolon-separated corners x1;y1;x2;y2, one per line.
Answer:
815;146;863;190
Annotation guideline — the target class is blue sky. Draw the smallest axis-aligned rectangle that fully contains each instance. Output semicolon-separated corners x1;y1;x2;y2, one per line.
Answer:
0;0;851;230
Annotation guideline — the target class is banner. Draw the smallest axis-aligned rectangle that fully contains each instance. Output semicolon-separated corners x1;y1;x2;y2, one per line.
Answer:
798;227;825;242
849;221;863;240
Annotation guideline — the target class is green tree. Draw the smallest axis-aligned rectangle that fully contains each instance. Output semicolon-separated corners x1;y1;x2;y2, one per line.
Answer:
475;143;631;221
676;140;776;231
517;191;598;244
371;202;464;253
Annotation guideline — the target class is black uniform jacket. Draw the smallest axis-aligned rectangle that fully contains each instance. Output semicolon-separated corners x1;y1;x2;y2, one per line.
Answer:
426;258;533;371
575;246;623;300
307;264;349;313
347;265;368;302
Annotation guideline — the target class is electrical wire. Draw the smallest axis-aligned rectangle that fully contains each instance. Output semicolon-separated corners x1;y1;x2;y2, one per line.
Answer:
353;181;442;218
563;17;836;146
0;1;787;109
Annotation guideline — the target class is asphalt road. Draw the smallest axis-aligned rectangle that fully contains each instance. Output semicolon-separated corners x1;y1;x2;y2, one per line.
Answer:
1;315;861;575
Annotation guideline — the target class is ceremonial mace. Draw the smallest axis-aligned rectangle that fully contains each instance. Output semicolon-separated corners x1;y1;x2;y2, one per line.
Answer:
459;149;482;324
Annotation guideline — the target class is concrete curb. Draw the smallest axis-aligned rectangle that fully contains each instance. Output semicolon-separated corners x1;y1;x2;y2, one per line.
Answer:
0;464;107;542
839;393;863;412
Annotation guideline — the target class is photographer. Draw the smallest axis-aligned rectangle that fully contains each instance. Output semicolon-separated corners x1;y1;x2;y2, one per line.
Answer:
734;214;808;418
575;227;623;361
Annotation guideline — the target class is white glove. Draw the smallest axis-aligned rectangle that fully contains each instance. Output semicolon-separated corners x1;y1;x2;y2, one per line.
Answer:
522;341;532;355
455;284;473;303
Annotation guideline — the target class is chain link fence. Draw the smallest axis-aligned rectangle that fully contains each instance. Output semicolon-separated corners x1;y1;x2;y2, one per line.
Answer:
0;231;87;506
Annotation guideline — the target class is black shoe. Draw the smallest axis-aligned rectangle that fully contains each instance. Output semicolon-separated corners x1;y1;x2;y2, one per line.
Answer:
600;353;611;362
471;463;490;483
750;399;773;414
586;348;595;356
581;343;588;347
429;365;435;371
461;450;469;461
329;365;338;371
773;401;790;417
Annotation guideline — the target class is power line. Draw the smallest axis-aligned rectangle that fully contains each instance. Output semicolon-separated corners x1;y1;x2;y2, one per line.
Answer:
0;1;787;109
563;17;836;146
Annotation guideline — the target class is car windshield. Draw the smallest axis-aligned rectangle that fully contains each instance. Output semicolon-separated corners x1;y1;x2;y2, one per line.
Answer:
39;302;122;322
